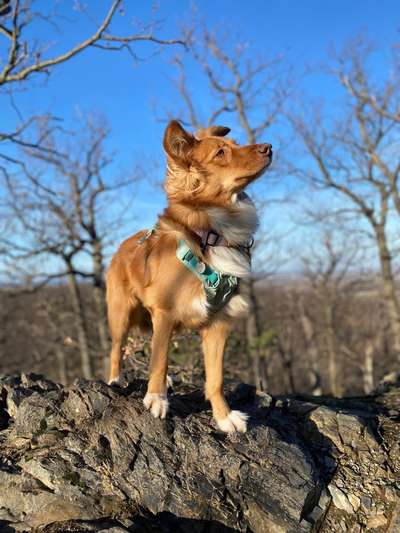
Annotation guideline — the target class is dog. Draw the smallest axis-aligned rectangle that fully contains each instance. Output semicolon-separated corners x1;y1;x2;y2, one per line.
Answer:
106;121;272;433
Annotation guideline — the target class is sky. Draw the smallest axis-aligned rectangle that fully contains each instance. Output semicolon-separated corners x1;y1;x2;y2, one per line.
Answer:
1;0;399;273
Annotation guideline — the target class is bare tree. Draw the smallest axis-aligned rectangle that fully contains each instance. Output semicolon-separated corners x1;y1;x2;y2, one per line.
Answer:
31;297;71;384
300;228;365;396
0;0;184;163
1;114;138;378
289;37;400;360
335;38;399;125
0;1;185;380
341;299;387;395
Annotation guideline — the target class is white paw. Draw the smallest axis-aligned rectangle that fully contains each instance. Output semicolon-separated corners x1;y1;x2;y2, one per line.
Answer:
143;392;169;419
166;374;173;389
108;375;121;386
216;410;248;433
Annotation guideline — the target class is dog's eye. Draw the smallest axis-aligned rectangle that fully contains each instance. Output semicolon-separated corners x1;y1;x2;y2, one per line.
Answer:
215;148;225;158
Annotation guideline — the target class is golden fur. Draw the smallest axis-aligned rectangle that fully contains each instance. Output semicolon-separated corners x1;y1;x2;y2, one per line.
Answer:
106;121;272;432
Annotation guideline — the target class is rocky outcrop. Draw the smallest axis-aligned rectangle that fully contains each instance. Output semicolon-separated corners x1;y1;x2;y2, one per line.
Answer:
0;371;399;532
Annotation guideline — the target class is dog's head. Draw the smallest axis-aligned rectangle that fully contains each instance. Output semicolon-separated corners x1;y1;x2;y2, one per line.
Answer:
163;121;272;204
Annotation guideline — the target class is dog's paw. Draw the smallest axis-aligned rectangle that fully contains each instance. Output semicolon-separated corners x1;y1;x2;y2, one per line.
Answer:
143;392;169;419
108;375;121;386
216;410;248;433
166;374;173;389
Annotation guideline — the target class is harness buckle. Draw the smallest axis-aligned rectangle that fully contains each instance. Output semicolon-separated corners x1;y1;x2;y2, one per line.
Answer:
201;230;220;251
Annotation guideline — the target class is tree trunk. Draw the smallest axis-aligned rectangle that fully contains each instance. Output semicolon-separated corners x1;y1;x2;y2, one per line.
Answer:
91;238;110;378
362;338;375;395
299;299;322;395
375;225;400;358
322;298;341;396
66;268;93;380
259;353;269;392
1;371;399;532
242;277;263;389
55;346;67;384
277;335;296;393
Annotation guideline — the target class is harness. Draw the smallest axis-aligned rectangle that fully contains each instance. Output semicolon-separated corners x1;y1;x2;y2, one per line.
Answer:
138;225;250;314
176;239;238;313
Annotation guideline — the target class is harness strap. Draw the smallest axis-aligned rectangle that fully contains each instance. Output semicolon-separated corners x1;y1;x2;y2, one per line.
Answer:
138;226;157;244
176;239;220;287
176;239;239;313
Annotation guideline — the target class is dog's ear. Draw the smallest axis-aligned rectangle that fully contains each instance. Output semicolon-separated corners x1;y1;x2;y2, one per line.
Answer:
209;125;231;137
163;121;196;163
196;125;231;139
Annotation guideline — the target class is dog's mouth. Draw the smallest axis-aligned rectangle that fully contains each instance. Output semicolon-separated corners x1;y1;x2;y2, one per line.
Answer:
234;153;273;187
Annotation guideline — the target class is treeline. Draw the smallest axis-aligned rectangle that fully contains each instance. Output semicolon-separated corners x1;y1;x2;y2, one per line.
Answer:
0;276;394;397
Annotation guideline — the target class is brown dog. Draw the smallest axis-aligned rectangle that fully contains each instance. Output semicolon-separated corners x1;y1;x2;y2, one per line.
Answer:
106;121;272;432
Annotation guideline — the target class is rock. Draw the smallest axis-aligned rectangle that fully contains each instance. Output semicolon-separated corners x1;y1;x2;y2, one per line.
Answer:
328;485;353;514
0;372;399;532
366;513;388;529
347;493;361;512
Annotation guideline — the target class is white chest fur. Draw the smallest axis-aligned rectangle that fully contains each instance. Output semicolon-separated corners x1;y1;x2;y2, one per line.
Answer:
204;194;259;318
206;194;259;279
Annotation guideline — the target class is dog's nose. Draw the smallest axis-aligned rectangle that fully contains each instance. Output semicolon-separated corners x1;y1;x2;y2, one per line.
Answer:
258;143;272;156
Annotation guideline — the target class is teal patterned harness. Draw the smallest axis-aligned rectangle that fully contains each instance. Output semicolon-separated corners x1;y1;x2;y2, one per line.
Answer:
176;239;238;313
138;227;239;314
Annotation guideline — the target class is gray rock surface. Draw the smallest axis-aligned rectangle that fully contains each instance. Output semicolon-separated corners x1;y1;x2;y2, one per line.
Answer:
0;371;399;532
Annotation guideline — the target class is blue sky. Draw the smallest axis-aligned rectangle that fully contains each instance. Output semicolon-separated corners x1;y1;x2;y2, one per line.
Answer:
1;0;399;272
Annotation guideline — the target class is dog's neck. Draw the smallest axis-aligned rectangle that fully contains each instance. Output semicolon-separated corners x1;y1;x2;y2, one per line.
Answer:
162;192;258;246
163;201;211;232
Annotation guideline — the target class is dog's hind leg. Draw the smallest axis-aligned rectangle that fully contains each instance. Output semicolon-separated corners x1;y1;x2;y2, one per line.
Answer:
201;320;248;433
106;277;136;384
143;309;174;419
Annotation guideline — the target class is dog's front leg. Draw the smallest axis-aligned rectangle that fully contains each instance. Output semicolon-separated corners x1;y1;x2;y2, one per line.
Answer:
143;309;173;419
201;320;248;433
